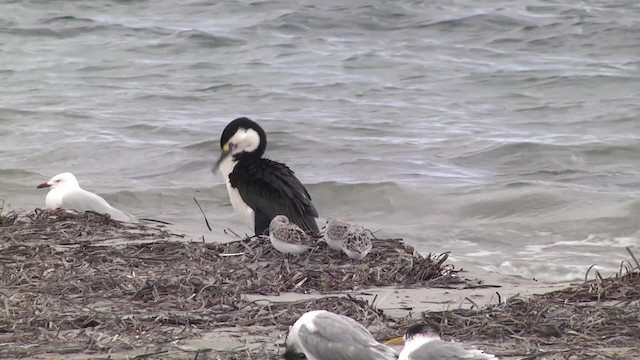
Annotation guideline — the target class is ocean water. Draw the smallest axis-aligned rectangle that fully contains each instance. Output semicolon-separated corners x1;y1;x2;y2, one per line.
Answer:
1;0;639;283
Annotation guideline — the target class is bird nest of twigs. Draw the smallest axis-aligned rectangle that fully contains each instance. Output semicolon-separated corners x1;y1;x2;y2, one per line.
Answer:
4;209;638;359
0;209;457;358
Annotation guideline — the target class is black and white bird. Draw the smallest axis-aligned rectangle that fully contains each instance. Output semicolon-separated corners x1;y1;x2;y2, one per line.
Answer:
213;117;320;236
385;323;498;360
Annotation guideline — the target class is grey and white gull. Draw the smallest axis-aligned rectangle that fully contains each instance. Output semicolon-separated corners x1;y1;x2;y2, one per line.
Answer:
37;172;136;223
285;310;398;360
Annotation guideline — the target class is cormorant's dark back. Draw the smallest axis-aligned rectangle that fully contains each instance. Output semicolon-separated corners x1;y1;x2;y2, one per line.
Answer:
214;117;320;236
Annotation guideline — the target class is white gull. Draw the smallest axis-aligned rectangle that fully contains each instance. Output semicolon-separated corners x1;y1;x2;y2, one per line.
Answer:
37;172;136;223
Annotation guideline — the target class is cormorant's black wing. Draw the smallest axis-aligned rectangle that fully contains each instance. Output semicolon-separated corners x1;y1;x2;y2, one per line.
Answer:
229;158;319;235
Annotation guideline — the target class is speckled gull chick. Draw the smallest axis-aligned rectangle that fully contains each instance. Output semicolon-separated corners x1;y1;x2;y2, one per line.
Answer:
385;323;498;360
284;310;398;360
323;217;351;251
36;172;136;223
341;225;373;260
269;215;313;255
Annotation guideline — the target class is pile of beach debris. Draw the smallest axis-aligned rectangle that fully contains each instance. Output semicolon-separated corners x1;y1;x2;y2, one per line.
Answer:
2;209;639;359
0;209;456;359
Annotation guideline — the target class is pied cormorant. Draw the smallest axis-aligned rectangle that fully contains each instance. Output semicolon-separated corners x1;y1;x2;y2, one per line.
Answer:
213;117;320;236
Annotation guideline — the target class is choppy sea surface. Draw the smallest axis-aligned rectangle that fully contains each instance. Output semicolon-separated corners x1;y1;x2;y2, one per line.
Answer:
1;0;640;283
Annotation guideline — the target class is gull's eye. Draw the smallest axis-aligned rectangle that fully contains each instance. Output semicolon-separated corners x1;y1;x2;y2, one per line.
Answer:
55;179;61;183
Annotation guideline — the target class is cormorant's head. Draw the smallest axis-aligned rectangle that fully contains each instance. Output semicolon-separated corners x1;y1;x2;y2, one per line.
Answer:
213;117;267;173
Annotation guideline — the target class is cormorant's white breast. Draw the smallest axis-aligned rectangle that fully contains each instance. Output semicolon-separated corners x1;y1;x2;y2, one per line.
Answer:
213;117;319;236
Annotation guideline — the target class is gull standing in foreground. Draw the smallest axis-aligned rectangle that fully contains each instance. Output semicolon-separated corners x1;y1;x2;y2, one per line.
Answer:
269;215;313;255
285;310;398;360
323;217;351;251
385;323;498;360
341;225;373;260
37;172;136;223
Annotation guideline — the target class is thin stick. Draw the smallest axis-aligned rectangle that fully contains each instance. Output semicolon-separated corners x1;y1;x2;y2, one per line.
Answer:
584;264;596;283
193;197;212;231
225;228;243;239
137;218;173;225
626;246;640;270
134;350;169;359
464;297;479;310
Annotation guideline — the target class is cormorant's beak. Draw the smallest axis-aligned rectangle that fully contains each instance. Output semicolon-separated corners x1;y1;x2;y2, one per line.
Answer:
384;336;405;346
36;182;51;189
212;143;231;174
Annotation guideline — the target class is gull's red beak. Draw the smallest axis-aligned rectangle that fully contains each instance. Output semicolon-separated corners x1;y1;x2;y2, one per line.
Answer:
36;182;51;189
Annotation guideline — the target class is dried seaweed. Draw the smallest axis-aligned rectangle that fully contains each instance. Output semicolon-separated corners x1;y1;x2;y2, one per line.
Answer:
540;269;640;304
1;208;181;245
4;209;640;360
0;210;446;358
1;209;461;296
391;267;640;360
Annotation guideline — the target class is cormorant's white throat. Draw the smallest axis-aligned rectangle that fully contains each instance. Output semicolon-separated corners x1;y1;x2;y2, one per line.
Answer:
213;117;320;236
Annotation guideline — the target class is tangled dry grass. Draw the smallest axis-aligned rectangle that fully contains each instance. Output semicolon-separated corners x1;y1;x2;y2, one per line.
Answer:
0;209;452;359
389;265;640;360
2;209;639;359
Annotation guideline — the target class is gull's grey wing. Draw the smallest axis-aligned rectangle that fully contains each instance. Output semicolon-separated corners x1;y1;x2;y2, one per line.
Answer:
298;312;398;360
62;189;135;222
406;339;497;360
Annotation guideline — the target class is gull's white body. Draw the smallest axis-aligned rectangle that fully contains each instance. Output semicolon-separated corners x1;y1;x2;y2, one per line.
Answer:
400;335;498;360
39;172;136;223
286;310;398;360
